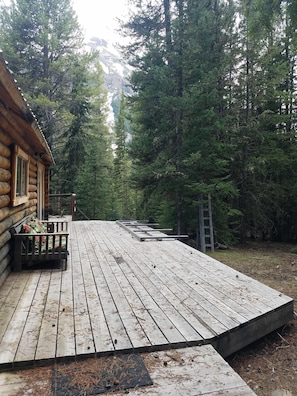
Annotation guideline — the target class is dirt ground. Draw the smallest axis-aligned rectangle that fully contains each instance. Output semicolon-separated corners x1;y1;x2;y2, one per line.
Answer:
210;241;297;396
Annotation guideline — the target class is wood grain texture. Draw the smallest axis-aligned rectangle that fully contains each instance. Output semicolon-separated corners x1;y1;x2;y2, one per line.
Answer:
0;220;293;371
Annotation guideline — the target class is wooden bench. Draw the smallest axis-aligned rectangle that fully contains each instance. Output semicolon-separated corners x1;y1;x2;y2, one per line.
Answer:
10;217;69;272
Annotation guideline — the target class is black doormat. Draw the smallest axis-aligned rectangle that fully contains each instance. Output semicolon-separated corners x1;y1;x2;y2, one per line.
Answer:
52;354;153;395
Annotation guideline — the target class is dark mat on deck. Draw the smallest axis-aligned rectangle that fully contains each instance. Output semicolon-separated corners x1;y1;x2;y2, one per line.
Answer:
52;354;153;395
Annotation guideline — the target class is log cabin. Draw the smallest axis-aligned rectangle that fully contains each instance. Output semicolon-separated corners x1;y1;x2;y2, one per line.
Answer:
0;51;54;286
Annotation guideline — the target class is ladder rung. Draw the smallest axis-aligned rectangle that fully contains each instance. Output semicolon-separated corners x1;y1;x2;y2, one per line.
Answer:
199;194;214;253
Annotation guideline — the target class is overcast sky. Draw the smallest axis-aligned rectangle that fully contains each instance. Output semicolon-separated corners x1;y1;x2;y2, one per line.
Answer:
72;0;129;41
0;0;128;42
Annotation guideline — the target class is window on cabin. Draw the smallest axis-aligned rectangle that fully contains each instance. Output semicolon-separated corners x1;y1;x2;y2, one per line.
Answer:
16;156;27;196
12;146;29;206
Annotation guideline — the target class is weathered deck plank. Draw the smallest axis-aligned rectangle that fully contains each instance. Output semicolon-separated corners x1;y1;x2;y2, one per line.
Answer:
0;273;22;309
96;225;199;344
0;220;293;374
97;222;215;340
0;345;256;395
86;226;152;350
111;345;257;396
35;270;62;361
0;272;42;365
56;247;76;358
96;222;257;337
75;231;114;354
71;225;96;356
14;271;45;363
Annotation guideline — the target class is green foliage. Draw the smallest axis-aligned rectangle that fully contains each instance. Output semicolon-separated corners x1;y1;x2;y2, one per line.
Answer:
113;92;136;219
121;0;297;244
0;0;115;219
75;129;114;220
122;0;239;239
2;0;297;244
0;0;83;146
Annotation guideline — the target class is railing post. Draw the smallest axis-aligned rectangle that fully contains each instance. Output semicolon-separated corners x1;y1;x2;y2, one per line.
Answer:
49;193;76;220
71;193;76;221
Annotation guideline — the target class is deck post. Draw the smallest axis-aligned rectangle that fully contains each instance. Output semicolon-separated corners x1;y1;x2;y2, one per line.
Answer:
71;193;76;221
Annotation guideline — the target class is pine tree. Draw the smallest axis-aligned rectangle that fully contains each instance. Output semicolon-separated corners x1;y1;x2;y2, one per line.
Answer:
75;128;114;220
72;58;115;220
113;92;135;219
60;52;105;193
0;0;83;148
122;0;239;241
229;0;297;241
0;0;115;219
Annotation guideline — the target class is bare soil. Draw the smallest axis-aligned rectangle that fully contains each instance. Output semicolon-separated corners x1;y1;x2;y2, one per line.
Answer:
209;241;297;396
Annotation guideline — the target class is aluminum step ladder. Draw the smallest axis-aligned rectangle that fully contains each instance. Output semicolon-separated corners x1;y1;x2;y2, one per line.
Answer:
198;194;215;253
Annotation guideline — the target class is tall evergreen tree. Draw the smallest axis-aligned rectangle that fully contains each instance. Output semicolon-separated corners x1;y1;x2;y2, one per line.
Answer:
0;0;83;148
122;0;239;241
75;130;114;220
181;0;239;242
229;0;297;241
61;53;106;193
0;0;114;218
70;58;115;220
113;92;135;219
123;0;188;232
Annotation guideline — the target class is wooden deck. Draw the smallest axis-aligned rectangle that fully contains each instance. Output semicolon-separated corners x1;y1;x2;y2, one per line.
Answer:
0;220;293;391
0;345;257;395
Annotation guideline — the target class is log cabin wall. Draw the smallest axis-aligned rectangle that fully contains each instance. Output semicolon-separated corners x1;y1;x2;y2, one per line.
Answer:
0;52;54;286
0;129;43;285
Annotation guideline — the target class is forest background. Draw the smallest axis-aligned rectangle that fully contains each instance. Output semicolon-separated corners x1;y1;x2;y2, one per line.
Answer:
0;0;296;246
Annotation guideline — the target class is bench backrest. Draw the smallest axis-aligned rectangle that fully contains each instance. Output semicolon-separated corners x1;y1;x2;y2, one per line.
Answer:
10;216;30;235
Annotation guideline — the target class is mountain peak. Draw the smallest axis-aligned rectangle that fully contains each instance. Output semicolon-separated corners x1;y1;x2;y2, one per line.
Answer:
87;37;132;124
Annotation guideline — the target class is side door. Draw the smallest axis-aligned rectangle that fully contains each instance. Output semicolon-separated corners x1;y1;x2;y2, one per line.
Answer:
37;162;45;219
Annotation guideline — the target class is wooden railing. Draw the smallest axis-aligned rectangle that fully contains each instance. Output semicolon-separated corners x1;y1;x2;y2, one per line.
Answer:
48;193;76;221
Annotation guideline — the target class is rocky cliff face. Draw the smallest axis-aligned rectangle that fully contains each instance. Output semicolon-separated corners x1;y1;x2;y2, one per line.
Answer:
87;37;132;123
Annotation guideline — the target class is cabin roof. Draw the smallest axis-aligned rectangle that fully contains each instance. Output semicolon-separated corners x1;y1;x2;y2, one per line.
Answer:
0;51;54;164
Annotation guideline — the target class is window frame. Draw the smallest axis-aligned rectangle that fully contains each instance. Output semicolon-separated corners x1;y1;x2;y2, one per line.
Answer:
11;145;29;207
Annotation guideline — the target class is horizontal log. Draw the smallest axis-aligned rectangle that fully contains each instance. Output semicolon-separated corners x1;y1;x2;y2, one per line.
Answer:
0;198;37;223
29;185;37;192
28;209;36;218
10;210;29;228
29;169;37;178
0;128;12;146
29;162;38;172
0;141;10;157
0;106;32;154
0;253;10;274
0;182;10;195
29;191;37;199
0;214;17;234
0;168;11;182
0;154;10;170
0;230;11;249
0;206;37;249
29;177;37;186
0;207;9;222
0;243;9;263
26;202;37;216
0;195;10;208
